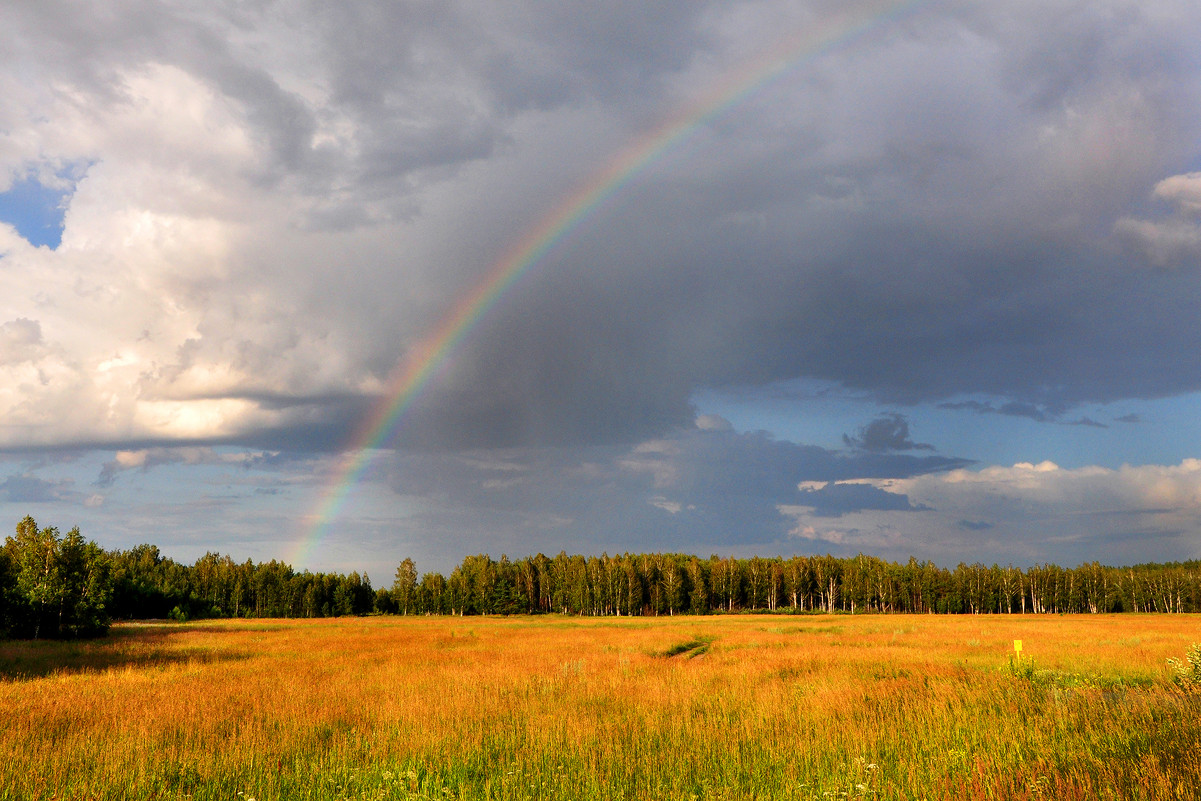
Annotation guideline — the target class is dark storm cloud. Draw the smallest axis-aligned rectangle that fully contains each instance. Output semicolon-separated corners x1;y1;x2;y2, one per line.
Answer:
351;0;1201;452
7;0;1201;457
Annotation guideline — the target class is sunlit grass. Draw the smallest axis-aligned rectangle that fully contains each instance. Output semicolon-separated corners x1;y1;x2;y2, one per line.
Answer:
2;614;1199;799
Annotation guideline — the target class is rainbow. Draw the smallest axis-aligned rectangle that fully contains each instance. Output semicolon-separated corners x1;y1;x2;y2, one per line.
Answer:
292;0;924;568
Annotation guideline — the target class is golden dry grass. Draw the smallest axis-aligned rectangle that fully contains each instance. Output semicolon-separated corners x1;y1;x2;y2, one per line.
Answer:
2;614;1199;800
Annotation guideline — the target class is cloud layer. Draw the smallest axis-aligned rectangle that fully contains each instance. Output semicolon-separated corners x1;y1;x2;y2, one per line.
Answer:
3;1;1201;572
1;0;1200;453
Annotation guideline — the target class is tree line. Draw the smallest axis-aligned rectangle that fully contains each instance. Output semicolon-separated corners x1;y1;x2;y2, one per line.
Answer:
1;516;375;639
387;552;1201;617
6;515;1200;639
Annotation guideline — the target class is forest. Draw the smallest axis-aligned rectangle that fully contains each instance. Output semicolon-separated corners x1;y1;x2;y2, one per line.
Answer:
3;515;1199;640
398;551;1201;618
0;516;375;639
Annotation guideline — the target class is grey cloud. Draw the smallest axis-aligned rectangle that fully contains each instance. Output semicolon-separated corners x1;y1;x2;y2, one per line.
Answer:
0;318;43;364
938;400;1107;428
371;425;969;561
1115;217;1201;268
0;474;74;503
997;403;1056;422
842;413;933;453
938;400;993;414
797;481;929;518
1115;172;1201;268
695;414;733;432
96;447;267;487
5;0;1201;457
4;1;597;222
386;2;1201;450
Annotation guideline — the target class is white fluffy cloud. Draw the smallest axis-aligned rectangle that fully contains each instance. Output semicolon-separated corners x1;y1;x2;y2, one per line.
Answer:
880;459;1201;518
799;460;1201;564
0;4;522;447
0;60;312;444
1154;172;1201;214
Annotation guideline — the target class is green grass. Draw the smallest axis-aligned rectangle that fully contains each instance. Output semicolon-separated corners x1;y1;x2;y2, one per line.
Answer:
659;636;713;658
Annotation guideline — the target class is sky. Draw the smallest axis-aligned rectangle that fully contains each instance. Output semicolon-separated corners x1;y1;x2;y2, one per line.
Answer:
2;0;1201;583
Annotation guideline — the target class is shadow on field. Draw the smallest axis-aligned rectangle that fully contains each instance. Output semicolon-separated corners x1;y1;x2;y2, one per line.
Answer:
0;624;251;681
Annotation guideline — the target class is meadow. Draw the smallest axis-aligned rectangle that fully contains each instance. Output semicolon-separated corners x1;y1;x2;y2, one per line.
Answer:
2;614;1199;800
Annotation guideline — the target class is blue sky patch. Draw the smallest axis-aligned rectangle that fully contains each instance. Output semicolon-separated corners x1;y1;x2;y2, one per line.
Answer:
0;170;80;249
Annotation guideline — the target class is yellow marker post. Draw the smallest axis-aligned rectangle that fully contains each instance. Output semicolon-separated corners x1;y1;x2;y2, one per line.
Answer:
1014;639;1023;660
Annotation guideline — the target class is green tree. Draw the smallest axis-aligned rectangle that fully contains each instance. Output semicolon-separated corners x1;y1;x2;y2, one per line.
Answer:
56;527;111;637
392;557;418;615
3;517;111;639
418;572;448;614
10;516;58;638
0;537;18;636
658;554;683;616
685;556;709;614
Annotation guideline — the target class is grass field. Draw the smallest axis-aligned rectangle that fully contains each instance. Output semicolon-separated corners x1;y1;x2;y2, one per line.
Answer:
2;614;1199;800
